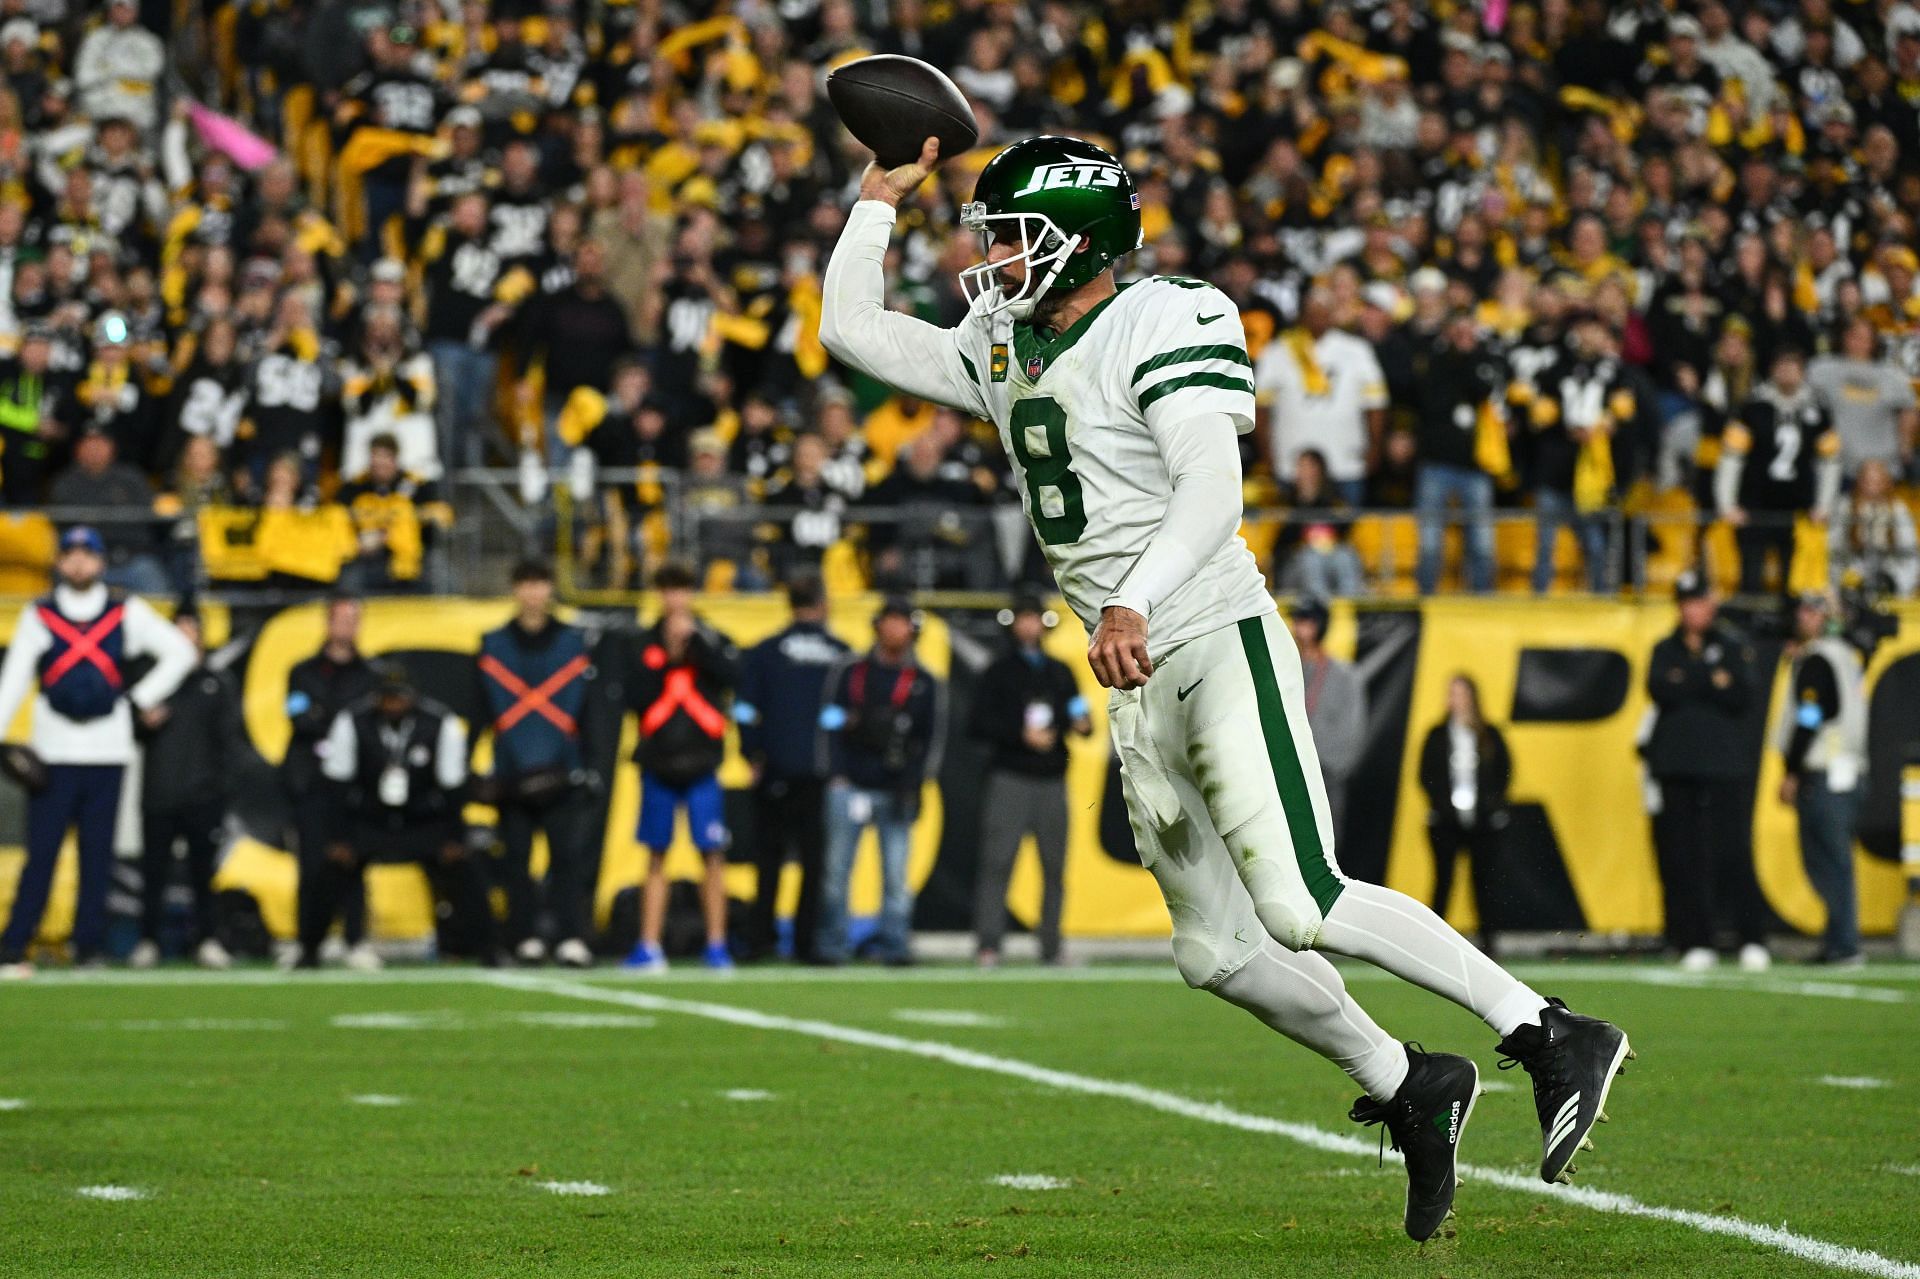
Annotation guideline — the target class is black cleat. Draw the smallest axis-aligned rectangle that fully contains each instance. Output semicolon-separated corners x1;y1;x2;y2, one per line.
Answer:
1496;997;1633;1184
1349;1044;1480;1242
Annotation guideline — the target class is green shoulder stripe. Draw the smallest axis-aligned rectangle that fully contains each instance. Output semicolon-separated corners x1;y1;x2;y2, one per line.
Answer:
1131;343;1253;387
958;350;982;387
1136;371;1256;411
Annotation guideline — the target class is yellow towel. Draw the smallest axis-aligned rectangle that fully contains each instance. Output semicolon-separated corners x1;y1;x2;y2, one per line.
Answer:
1283;329;1329;396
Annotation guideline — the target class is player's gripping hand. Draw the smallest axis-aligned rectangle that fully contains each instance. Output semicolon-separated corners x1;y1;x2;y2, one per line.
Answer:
859;136;941;207
1088;606;1153;690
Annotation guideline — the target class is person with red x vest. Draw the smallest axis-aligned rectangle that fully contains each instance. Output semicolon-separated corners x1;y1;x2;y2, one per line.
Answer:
473;559;602;968
622;562;737;972
0;527;196;977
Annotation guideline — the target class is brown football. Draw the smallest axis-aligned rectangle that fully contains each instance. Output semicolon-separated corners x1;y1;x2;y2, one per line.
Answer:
826;55;980;169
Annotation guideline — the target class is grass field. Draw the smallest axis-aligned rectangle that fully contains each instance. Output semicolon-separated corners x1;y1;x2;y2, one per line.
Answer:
2;960;1917;1279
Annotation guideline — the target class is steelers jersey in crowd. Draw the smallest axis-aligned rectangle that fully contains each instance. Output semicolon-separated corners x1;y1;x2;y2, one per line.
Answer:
1720;386;1840;513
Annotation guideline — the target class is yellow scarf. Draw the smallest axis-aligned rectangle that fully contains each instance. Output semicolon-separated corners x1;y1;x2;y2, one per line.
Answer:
1283;329;1329;396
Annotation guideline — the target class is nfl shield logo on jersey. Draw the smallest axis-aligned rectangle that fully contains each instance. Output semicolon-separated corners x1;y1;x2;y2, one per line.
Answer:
1026;354;1045;378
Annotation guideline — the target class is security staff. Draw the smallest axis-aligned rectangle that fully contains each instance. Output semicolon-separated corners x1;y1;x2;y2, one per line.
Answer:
968;593;1089;967
474;559;599;968
0;325;73;504
1775;592;1869;967
284;592;380;969
319;664;498;966
1645;570;1771;972
736;574;850;963
0;527;195;976
132;603;241;970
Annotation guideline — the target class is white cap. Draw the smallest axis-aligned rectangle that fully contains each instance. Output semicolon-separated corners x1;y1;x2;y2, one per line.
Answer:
0;19;35;46
1410;266;1449;295
370;258;405;283
1668;14;1703;39
1362;281;1403;313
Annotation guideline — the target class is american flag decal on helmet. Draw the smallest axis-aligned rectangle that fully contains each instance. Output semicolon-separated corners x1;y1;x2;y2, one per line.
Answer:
1129;192;1141;209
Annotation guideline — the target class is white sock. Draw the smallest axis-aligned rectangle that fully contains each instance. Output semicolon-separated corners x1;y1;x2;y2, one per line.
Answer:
1315;880;1550;1038
1212;941;1410;1102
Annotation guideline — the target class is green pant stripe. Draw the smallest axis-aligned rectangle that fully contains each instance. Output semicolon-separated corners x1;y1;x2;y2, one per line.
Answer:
1130;343;1253;386
1237;616;1345;913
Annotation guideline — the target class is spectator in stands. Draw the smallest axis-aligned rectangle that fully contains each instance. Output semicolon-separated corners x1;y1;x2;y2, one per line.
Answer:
0;325;70;504
132;602;238;970
526;238;632;467
969;593;1088;968
237;293;335;488
340;304;438;482
865;416;993;590
817;596;945;967
1255;287;1387;505
0;526;195;977
1716;348;1841;595
1645;571;1770;972
682;429;757;587
321;663;499;966
284;592;378;970
1273;448;1364;597
1774;591;1867;968
419;190;524;468
762;431;850;585
74;0;163;131
1417;674;1512;957
169;316;246;463
1808;317;1918;482
624;562;737;972
474;559;600;969
154;436;228;594
1412;311;1503;594
1290;597;1366;846
74;311;160;473
1829;459;1918;598
338;433;448;594
48;426;168;596
736;574;850;963
1521;311;1635;594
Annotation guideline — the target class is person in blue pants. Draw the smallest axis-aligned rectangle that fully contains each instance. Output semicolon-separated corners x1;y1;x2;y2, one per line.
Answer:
0;527;195;976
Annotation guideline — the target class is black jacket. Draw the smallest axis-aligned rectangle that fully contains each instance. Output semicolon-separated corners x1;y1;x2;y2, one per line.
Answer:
282;648;378;796
968;644;1084;779
821;650;944;792
140;663;240;811
1644;623;1758;780
1418;719;1512;832
737;620;851;782
627;620;736;785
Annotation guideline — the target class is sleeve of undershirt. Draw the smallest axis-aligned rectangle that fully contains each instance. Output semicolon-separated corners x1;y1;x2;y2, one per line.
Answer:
818;200;993;418
1102;411;1245;620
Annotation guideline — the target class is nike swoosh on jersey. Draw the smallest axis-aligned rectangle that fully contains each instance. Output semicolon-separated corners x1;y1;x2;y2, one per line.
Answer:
1196;313;1225;325
1176;679;1205;701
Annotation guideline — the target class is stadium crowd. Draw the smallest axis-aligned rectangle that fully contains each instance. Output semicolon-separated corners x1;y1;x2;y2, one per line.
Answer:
0;0;1915;598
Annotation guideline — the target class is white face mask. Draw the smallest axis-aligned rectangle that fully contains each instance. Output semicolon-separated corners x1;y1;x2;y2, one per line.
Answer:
957;203;1080;320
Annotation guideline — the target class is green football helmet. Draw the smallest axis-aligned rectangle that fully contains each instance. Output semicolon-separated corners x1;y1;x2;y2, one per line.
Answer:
959;135;1143;319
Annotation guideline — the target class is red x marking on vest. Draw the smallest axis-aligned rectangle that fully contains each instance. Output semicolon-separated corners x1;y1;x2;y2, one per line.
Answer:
480;653;590;735
39;604;124;689
640;666;729;738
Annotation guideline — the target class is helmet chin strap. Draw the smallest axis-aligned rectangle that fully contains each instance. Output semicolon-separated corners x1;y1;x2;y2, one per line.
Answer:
1003;234;1081;321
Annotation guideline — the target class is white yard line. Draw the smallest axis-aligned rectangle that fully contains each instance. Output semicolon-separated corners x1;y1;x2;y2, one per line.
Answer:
989;1174;1071;1190
1817;1076;1893;1090
489;972;1920;1279
536;1180;612;1196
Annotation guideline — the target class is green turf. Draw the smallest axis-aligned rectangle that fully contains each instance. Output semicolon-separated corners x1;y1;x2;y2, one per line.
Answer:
1;962;1915;1278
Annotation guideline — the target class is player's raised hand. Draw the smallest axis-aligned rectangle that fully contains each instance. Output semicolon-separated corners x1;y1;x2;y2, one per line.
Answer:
1089;606;1153;691
859;136;941;207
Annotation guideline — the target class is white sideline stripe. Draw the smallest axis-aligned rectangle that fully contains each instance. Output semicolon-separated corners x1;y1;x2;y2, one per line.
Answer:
489;973;1920;1279
5;962;1920;999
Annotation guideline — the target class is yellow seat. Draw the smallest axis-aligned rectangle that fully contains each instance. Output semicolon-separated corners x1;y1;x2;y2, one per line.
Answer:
1350;514;1418;596
0;511;55;596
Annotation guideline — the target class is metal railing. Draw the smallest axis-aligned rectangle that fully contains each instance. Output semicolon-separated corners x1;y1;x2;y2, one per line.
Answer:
1;479;1903;606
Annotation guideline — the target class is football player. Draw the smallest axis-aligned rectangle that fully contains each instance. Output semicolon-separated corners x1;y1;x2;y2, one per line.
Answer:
820;135;1634;1241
